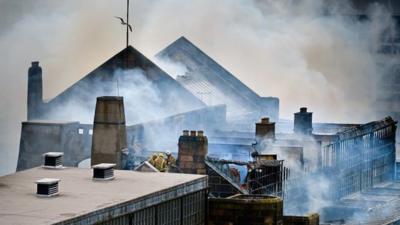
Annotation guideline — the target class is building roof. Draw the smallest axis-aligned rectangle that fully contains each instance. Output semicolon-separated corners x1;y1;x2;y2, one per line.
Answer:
336;182;400;224
156;37;265;118
44;46;205;124
0;167;207;225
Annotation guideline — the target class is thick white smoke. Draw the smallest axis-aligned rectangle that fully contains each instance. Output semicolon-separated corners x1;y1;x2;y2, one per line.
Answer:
0;0;395;180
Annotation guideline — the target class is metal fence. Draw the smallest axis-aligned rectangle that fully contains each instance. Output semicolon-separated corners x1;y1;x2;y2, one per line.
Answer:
322;117;397;200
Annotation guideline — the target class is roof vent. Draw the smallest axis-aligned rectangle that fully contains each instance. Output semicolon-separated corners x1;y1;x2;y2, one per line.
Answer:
92;163;116;181
43;152;64;169
36;178;60;197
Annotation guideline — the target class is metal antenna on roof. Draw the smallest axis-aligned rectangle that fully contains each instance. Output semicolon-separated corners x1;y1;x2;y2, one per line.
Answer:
114;0;133;48
113;0;134;96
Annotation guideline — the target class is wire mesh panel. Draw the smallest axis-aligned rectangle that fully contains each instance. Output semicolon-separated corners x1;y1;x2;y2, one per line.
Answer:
131;206;156;225
157;198;181;225
94;214;130;225
247;161;284;197
321;117;397;199
94;190;206;225
182;190;206;225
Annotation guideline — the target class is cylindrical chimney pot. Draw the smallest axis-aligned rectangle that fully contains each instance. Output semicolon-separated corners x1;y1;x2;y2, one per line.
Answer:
198;130;204;137
261;117;270;124
300;107;307;113
190;130;197;136
183;130;189;136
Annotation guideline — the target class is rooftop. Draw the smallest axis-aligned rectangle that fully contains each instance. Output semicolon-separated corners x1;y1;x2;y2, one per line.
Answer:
0;167;207;225
323;182;400;225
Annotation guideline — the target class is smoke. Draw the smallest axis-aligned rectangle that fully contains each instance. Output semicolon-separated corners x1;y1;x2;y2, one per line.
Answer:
153;57;188;79
259;135;333;215
44;69;171;124
0;0;395;178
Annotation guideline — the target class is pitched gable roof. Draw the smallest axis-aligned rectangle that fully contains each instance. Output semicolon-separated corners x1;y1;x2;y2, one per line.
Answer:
156;37;263;117
43;46;205;124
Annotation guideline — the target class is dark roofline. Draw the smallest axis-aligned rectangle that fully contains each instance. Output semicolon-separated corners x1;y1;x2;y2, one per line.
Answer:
335;116;397;141
45;46;133;105
45;45;205;108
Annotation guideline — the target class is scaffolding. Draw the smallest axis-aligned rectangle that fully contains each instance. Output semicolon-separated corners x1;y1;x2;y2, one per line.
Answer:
205;157;288;198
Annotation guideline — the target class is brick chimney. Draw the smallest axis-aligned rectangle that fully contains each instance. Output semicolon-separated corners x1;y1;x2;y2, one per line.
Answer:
294;107;313;135
255;117;275;142
178;130;208;174
91;96;127;169
27;61;43;120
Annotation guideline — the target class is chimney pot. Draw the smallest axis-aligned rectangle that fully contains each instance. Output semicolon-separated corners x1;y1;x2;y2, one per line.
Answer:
198;130;204;136
31;61;39;67
261;117;270;124
183;130;189;136
300;107;307;113
190;130;197;136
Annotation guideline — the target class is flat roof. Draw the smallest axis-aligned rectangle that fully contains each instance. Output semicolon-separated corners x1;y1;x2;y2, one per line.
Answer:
0;167;207;225
338;182;400;225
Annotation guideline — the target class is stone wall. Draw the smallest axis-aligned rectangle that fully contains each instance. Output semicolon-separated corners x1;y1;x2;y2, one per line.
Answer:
283;214;319;225
208;195;284;225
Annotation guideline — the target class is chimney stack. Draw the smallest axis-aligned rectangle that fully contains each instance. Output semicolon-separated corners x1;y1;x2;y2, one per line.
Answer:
294;107;313;135
255;117;275;141
178;130;208;174
27;61;43;120
91;96;127;169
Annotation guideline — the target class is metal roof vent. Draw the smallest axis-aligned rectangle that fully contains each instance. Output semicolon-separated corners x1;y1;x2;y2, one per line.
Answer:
92;163;116;181
43;152;64;169
36;178;60;197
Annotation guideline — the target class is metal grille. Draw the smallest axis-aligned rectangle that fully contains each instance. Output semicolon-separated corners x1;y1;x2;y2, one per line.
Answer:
206;157;285;197
93;190;206;225
93;168;114;179
44;156;62;167
322;117;397;199
247;162;284;197
157;198;180;225
37;183;58;196
132;206;155;225
182;191;205;225
95;215;130;225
